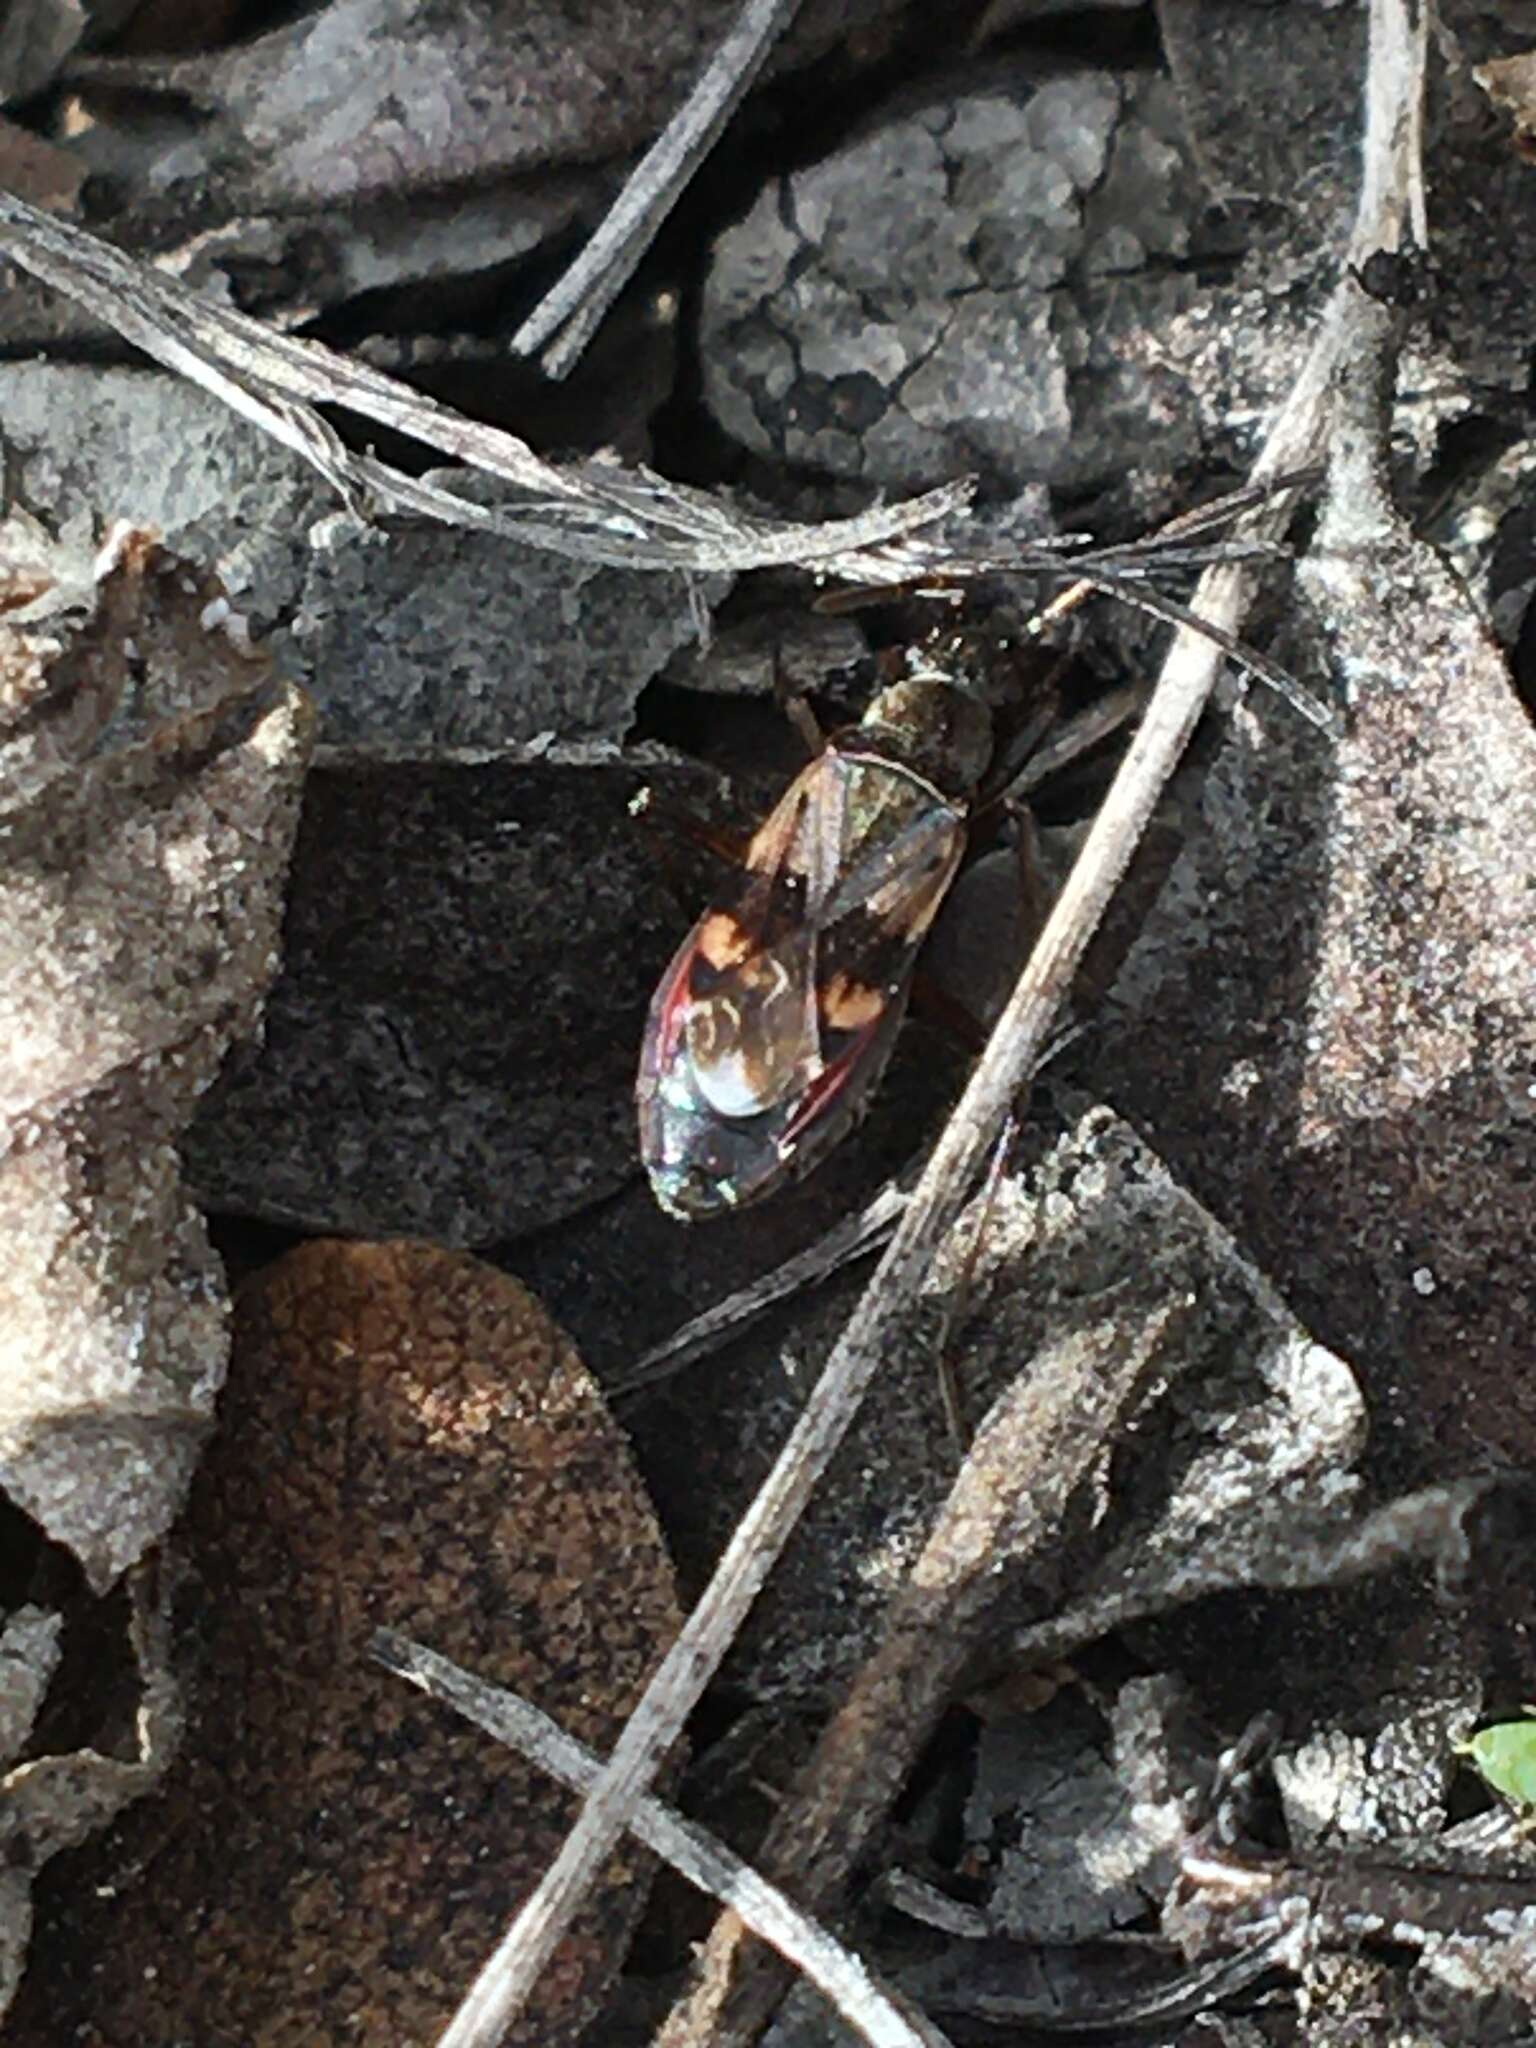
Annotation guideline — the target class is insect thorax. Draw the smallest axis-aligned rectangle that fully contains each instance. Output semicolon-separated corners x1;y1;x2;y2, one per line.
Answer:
852;668;993;802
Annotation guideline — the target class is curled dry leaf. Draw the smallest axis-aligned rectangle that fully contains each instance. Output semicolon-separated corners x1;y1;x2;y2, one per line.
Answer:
0;1575;181;2024
0;515;313;1590
62;0;906;219
9;1241;681;2047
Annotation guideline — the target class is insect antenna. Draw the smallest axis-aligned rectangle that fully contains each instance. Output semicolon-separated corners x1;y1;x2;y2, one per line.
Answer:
1033;465;1320;570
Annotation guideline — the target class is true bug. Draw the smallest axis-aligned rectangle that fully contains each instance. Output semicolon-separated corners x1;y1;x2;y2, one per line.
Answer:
637;638;1014;1220
637;478;1326;1221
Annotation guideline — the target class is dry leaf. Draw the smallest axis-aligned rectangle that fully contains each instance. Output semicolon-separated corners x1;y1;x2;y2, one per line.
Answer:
1474;51;1536;150
0;516;313;1588
1089;445;1536;1481
9;1241;681;2047
185;743;724;1245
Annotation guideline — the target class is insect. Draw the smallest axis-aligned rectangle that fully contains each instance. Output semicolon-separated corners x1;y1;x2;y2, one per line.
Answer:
637;477;1328;1221
637;640;1004;1220
1455;1711;1536;1809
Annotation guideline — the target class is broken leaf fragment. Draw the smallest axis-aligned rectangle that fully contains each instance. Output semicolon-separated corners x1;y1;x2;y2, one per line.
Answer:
9;1241;681;2047
0;1574;180;2025
0;515;313;1588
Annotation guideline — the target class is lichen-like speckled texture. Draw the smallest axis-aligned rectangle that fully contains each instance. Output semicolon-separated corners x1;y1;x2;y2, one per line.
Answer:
699;69;1253;496
1094;487;1536;1489
8;1241;680;2047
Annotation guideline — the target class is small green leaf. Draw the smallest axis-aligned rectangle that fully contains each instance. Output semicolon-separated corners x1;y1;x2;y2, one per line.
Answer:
1455;1711;1536;1807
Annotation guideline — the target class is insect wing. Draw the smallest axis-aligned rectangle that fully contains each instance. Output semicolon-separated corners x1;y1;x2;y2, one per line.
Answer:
638;751;966;1219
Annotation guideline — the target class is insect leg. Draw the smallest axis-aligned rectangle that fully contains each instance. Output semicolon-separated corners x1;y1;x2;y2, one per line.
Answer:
994;680;1149;804
769;646;827;757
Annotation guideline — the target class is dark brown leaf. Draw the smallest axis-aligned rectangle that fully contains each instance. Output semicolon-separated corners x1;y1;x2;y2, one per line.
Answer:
9;1241;681;2047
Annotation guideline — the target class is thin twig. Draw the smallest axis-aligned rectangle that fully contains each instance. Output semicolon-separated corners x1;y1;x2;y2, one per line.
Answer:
516;0;804;377
371;1631;953;2048
611;1181;907;1397
654;1291;1185;2047
434;3;1427;2038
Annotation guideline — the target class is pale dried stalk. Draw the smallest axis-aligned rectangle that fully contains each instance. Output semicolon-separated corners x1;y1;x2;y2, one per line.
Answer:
0;190;968;578
437;2;1429;2041
0;194;1333;675
372;1630;952;2048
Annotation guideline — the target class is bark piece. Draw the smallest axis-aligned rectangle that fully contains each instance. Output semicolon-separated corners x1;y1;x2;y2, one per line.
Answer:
62;0;913;213
1093;357;1536;1486
0;0;83;104
0;367;719;745
0;114;85;210
700;69;1240;495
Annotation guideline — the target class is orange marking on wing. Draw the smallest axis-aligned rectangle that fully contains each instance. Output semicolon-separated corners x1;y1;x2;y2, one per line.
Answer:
820;971;886;1034
696;910;754;970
